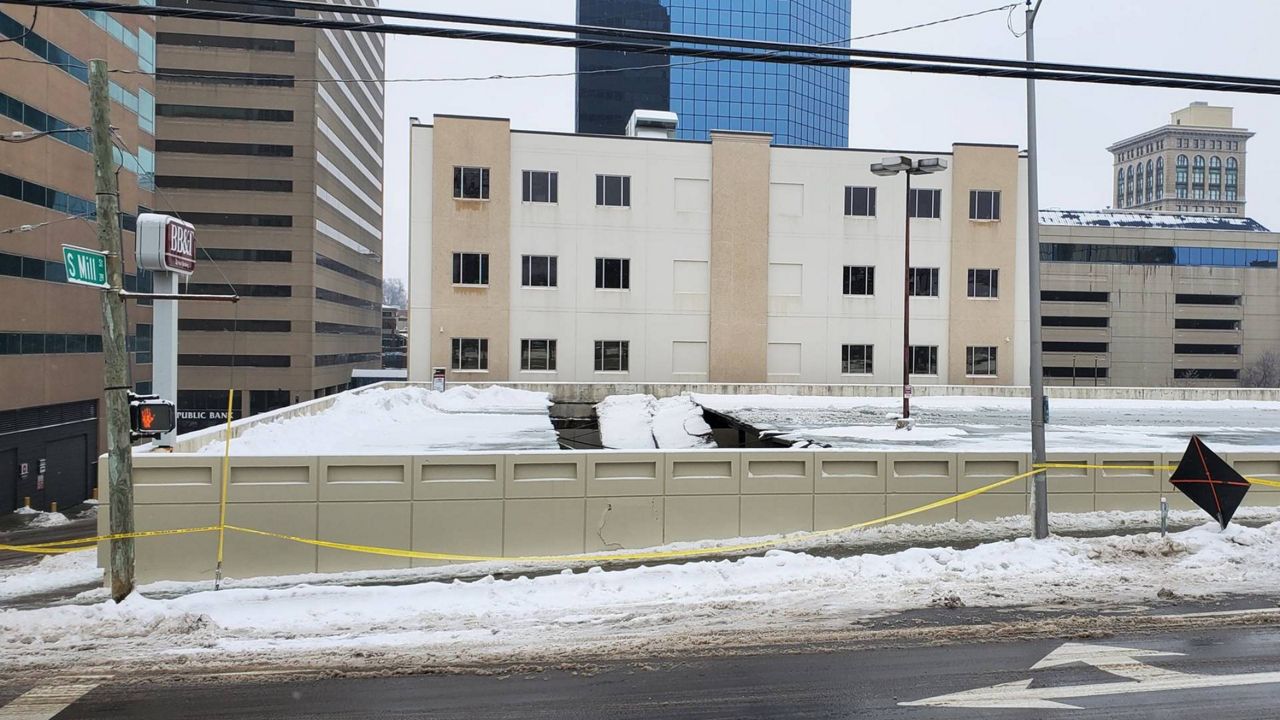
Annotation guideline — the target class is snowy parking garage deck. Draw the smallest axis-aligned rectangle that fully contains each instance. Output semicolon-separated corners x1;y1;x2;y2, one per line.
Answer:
191;385;558;455
691;393;1280;452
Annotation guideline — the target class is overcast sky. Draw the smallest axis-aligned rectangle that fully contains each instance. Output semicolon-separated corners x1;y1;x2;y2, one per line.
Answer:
380;0;1280;283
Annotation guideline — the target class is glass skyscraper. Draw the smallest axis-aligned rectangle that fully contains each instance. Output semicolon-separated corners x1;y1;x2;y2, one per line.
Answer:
577;0;850;148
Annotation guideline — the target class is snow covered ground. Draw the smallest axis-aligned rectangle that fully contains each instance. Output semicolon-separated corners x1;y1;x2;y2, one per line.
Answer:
193;386;557;455
693;394;1280;452
5;509;1280;674
596;394;715;449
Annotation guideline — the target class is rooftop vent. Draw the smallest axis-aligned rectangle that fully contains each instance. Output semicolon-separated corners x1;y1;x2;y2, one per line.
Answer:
626;109;678;139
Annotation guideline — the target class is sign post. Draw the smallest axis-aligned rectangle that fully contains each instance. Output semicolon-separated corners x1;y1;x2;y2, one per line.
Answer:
136;214;197;446
62;245;110;289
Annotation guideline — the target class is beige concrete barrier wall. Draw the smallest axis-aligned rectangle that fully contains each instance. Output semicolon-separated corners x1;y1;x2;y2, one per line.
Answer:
101;449;1280;583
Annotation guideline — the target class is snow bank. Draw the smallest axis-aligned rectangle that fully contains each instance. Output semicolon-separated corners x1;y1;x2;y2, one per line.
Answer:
195;386;556;455
0;551;100;601
11;507;72;528
5;519;1280;672
597;394;713;449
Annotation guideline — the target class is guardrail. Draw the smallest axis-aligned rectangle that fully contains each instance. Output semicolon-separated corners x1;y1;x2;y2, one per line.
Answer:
72;448;1280;583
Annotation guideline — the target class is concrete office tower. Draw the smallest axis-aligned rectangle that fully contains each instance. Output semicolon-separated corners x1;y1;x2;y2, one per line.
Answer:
1039;211;1279;387
408;115;1029;386
153;0;385;430
577;0;850;147
1;7;156;512
1108;102;1252;216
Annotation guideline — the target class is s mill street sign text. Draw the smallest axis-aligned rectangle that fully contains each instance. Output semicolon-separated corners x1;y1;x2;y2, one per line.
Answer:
62;245;110;289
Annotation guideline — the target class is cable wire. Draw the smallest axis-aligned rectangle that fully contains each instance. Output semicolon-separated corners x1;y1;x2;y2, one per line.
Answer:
0;6;37;44
8;0;1280;96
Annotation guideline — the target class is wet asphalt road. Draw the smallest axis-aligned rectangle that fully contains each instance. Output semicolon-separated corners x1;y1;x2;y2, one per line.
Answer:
10;624;1280;719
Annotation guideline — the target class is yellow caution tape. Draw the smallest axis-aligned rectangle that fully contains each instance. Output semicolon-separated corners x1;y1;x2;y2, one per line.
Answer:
223;469;1043;565
1033;463;1280;489
0;526;222;555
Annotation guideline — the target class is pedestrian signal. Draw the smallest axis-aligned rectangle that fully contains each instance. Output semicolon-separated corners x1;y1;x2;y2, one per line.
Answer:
128;392;176;441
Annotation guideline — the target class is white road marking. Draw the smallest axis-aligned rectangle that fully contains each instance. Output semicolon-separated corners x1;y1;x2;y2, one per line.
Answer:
901;641;1280;710
0;679;106;720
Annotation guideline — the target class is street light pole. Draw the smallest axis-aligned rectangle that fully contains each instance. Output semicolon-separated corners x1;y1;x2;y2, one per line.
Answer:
871;156;946;427
902;170;912;421
1025;0;1049;540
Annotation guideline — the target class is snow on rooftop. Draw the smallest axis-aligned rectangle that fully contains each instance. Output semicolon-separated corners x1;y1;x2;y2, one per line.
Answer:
1040;209;1269;232
196;385;556;455
693;393;1280;453
596;394;714;449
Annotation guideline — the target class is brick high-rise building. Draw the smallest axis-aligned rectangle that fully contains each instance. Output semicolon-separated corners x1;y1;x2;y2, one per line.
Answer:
153;0;386;429
1;6;157;512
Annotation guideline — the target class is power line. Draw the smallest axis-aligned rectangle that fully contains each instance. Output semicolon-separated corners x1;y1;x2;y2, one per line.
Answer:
107;3;1023;87
163;0;1280;92
0;6;37;44
6;0;1280;96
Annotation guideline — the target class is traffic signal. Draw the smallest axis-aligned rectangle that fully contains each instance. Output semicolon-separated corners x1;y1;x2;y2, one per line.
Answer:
128;392;176;441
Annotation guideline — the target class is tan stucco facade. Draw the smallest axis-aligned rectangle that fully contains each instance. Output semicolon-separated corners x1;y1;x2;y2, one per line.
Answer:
430;117;512;381
708;132;771;383
946;144;1021;385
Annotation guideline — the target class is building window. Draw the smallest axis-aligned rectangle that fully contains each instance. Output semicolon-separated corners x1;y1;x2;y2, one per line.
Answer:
452;166;489;200
1156;156;1164;198
968;190;1001;220
844;186;876;217
521;255;557;287
451;252;489;285
595;257;630;290
520;339;557;371
1209;156;1222;191
966;346;998;377
451;338;488;371
1115;169;1124;207
908;267;940;297
841;344;873;375
967;268;999;298
594;340;629;372
1144;159;1154;202
522;170;558;203
909;345;938;375
842;266;874;296
595;174;631;207
908;188;942;219
1192;155;1205;188
1125;165;1133;206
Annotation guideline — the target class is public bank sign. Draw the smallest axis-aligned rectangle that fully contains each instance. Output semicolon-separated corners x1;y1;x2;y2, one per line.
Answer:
136;213;197;275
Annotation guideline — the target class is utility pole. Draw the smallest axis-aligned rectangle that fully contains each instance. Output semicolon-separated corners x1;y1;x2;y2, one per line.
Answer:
1025;0;1049;540
90;59;135;601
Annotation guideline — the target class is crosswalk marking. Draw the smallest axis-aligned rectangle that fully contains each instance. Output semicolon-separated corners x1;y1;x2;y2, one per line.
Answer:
0;679;105;720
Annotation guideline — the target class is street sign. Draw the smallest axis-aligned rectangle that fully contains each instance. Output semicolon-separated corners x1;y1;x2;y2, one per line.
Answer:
902;642;1280;710
136;213;196;276
62;245;109;289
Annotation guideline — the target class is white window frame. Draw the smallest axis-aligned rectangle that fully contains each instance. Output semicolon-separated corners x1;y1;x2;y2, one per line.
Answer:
908;345;939;376
908;267;940;297
841;344;873;375
451;337;488;372
521;255;557;288
842;266;875;296
594;257;631;290
521;170;558;204
520;338;557;372
594;340;630;373
966;346;998;377
966;268;999;299
452;166;489;200
595;174;631;208
451;252;489;286
968;189;1001;221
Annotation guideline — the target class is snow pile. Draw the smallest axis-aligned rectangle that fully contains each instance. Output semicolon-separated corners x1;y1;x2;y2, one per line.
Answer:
597;394;714;449
195;385;556;455
691;393;1280;452
5;520;1280;672
12;507;72;528
0;551;100;601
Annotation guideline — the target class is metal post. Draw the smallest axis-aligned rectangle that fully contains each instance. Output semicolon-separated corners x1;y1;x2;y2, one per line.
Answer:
902;170;912;421
153;272;178;446
1159;496;1168;537
91;59;135;601
1026;0;1049;540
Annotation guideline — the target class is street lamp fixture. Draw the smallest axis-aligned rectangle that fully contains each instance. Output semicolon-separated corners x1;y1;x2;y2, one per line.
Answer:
868;155;948;427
